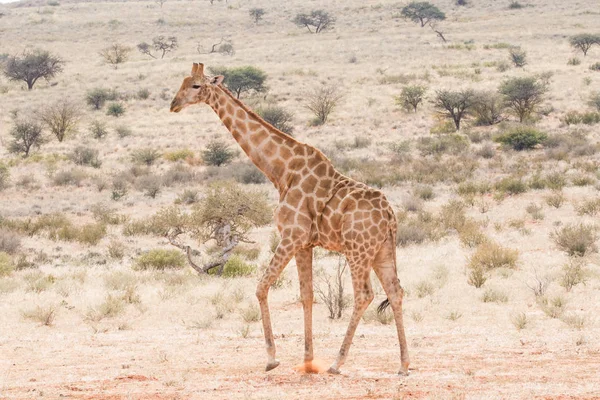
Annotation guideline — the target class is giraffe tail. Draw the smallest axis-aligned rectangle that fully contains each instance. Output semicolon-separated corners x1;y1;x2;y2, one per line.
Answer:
377;211;398;316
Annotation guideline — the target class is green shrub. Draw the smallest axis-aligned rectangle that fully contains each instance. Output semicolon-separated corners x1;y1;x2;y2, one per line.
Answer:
134;249;186;270
567;57;581;66
0;252;14;277
209;255;255;278
551;223;598;257
234;163;267;184
106;102;125;117
175;189;199;205
508;1;524;9
469;242;519;271
508;47;527;67
467;265;487;288
395;85;427;113
209;65;268;99
559;258;589;292
482;287;508;303
494;126;547;150
590;62;600;71
136;88;150;100
202;140;235;166
78;223;107;245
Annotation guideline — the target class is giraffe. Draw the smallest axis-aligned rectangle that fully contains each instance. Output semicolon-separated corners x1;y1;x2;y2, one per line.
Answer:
170;63;410;375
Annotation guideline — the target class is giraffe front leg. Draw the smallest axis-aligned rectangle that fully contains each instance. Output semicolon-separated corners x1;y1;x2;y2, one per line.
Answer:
328;266;374;375
295;248;314;364
256;237;296;372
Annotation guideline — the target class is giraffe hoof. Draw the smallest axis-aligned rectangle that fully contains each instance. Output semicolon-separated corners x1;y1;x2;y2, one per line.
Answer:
327;367;341;375
265;360;280;372
398;368;410;376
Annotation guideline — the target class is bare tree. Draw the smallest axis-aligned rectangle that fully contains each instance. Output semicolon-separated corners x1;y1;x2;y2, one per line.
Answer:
137;36;178;59
40;101;81;142
306;84;344;125
315;255;350;319
197;38;235;56
99;44;131;69
293;10;335;34
3;50;64;90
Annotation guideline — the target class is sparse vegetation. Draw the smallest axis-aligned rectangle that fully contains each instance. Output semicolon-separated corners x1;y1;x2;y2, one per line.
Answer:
494;126;547;150
551;223;598;257
8;118;46;157
305;84;344;126
433;89;475;130
137;36;178;59
134;249;186;270
99;43;131;69
3;49;64;90
201;140;235;166
293;10;335;33
499;76;549;122
395;85;427;112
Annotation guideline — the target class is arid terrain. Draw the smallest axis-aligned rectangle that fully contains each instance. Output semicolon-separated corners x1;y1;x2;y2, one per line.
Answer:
1;0;600;399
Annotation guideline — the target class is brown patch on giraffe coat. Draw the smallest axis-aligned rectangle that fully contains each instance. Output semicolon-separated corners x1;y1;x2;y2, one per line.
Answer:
250;130;269;146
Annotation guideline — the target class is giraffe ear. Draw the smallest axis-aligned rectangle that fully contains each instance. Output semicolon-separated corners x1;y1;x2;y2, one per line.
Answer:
210;75;224;86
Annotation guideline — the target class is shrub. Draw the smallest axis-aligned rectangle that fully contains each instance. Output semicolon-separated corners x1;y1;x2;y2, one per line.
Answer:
315;257;349;319
499;76;548;122
588;92;600;111
209;65;267;99
396;212;445;247
395;85;426;112
563;111;600;125
477;142;496;158
89;120;108;139
559;257;589;292
234;163;267;184
99;43;131;69
400;2;445;27
414;185;434;200
472;91;504;126
467;265;487;288
249;8;266;24
136;174;162;198
305;84;343;126
0;229;21;254
106;102;125;117
433;89;475;130
256;105;294;135
202;140;235;166
551;223;598;257
3;49;64;90
40;101;81;142
70;145;101;168
575;198;600;216
511;312;528;330
164;148;194;162
136;88;150;100
134;249;186;270
458;220;488;248
86;294;126;321
508;47;527;67
293;9;335;33
162;164;195;186
417;134;469;156
131;148;160;166
86;88;114;110
468;242;518;271
78;223;107;245
569;33;600;56
495;177;528;195
538;295;567;319
52;168;87;186
210;255;255;278
22;305;56;326
508;1;524;9
481;287;508;303
111;177;128;201
114;125;131;138
567;57;581;66
0;252;14;277
175;189;199;205
8;119;46;157
494;126;547;150
0;163;9;190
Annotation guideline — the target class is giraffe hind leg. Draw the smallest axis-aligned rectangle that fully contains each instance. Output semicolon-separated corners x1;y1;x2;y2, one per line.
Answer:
373;238;410;375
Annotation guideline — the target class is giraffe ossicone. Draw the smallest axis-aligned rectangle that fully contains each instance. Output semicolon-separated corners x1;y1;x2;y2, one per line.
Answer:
170;63;410;375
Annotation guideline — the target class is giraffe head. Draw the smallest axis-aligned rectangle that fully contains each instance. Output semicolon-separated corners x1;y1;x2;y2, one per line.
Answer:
170;63;224;113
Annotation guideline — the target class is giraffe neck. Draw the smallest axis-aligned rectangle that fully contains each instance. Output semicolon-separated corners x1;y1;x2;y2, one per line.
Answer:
206;86;298;189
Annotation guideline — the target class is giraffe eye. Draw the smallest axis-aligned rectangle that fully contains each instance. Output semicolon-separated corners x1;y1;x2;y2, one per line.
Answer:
192;85;201;89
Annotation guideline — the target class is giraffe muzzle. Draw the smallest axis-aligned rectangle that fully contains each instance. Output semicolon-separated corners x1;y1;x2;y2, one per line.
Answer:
170;99;181;113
